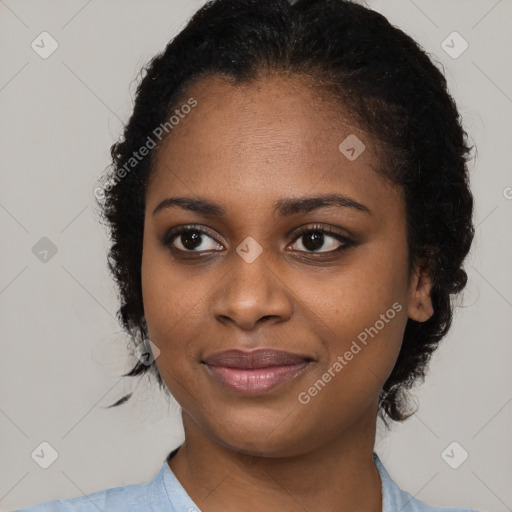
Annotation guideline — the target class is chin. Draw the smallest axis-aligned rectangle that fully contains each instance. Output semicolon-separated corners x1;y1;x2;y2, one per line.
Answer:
205;409;315;457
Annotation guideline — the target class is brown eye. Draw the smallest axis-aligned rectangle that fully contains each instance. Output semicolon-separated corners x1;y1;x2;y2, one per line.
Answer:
290;226;353;253
299;231;326;251
165;226;223;252
177;230;203;250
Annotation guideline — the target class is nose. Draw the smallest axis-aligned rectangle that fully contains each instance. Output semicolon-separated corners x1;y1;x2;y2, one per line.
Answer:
210;250;293;331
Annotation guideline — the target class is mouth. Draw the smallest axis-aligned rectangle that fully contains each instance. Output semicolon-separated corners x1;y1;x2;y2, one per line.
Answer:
202;348;313;395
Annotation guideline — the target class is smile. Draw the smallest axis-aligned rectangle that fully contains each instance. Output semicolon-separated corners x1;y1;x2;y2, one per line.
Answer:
201;348;313;395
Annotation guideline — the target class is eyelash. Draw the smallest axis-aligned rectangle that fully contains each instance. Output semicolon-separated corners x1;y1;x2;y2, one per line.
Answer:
162;223;354;256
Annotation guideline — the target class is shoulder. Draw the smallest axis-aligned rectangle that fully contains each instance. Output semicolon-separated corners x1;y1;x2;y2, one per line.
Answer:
10;464;167;512
391;489;483;512
374;453;483;512
11;483;148;512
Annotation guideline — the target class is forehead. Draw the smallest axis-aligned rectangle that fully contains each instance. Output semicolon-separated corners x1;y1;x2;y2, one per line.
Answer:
148;73;398;214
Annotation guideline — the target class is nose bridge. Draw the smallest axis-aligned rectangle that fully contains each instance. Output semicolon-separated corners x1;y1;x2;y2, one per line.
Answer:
211;243;293;329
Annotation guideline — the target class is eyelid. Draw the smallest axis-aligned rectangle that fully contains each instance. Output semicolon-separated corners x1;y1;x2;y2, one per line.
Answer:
288;223;353;253
290;223;351;242
163;224;224;249
163;222;353;254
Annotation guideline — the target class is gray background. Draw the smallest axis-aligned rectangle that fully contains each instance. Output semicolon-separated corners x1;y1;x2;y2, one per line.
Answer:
0;0;511;510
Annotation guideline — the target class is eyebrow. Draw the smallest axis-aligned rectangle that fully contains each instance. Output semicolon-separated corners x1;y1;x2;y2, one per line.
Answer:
152;193;371;218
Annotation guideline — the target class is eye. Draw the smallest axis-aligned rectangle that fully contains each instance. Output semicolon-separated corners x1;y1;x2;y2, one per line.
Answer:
289;224;353;253
163;223;354;255
164;225;223;253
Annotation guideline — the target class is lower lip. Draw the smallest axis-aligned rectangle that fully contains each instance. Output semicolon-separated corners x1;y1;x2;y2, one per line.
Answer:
204;362;310;395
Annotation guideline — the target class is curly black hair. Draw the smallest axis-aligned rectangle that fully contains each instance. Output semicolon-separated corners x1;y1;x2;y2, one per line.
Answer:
95;0;474;424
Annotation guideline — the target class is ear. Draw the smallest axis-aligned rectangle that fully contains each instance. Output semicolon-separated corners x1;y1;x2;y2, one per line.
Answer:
407;257;434;322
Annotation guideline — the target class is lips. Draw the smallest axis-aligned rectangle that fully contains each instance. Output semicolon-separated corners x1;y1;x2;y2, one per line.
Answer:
202;348;312;395
202;348;311;369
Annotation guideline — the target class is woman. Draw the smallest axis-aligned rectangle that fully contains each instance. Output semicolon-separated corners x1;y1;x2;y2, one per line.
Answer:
15;0;480;510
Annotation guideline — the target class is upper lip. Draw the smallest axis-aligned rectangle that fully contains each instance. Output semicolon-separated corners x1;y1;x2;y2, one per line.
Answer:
203;349;311;369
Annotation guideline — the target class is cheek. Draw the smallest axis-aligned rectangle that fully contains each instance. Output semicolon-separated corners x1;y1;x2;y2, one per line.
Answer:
141;242;197;352
140;253;208;408
295;296;407;432
299;243;410;392
305;248;407;341
140;240;226;392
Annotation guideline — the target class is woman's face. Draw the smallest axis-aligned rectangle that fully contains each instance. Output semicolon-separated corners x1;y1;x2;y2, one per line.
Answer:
141;74;433;457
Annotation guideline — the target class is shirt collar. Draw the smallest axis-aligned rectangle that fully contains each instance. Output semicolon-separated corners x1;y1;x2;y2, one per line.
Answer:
156;449;411;512
374;452;414;511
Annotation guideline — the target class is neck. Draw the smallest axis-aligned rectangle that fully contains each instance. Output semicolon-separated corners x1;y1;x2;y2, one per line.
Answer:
168;404;382;512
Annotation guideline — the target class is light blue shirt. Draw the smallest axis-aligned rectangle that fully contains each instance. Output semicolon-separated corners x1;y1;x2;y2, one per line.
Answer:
12;450;481;512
